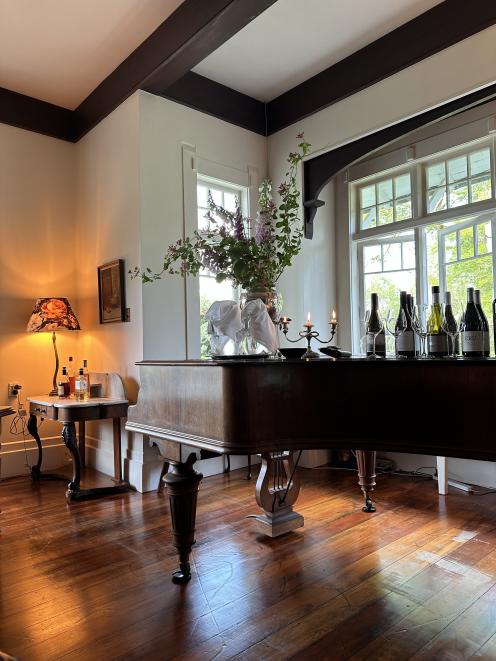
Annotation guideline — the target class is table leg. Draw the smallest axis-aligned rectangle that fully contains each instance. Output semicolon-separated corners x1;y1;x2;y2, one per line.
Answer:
436;456;448;495
163;453;203;584
356;450;377;512
27;414;67;482
252;451;304;537
112;418;122;482
79;420;86;468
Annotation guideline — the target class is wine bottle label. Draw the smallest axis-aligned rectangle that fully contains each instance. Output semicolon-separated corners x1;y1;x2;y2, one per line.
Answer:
366;332;385;351
396;330;414;352
427;334;447;354
57;384;65;396
483;331;490;352
462;331;483;352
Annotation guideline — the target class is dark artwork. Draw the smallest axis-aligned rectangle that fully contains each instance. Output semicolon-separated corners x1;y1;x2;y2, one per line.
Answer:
98;260;125;324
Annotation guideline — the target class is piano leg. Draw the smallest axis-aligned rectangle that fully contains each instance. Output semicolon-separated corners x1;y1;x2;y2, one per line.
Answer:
356;450;377;513
163;452;203;584
253;451;304;537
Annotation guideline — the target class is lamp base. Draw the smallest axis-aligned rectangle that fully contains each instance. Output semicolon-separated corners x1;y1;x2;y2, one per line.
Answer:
49;388;58;396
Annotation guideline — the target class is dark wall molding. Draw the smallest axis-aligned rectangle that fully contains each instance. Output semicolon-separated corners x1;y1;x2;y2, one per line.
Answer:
1;0;495;145
302;82;496;238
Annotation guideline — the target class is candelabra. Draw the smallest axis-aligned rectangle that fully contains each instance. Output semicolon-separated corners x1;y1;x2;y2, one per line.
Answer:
279;314;338;359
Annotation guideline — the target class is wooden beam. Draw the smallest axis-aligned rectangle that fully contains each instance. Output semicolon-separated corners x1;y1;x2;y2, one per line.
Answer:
302;82;496;238
267;0;496;135
73;0;277;140
159;72;266;135
0;87;75;141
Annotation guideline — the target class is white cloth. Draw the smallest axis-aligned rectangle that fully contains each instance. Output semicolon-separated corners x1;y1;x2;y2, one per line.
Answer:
204;301;243;352
241;299;278;353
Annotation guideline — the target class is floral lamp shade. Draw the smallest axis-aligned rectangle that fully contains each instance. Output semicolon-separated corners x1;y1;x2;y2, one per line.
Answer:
26;298;80;332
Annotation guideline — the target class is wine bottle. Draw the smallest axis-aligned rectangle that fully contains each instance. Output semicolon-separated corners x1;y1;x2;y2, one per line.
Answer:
444;292;459;355
57;367;70;398
366;293;386;357
461;287;483;357
474;289;490;357
427;285;447;357
74;368;89;402
67;356;76;395
396;291;415;357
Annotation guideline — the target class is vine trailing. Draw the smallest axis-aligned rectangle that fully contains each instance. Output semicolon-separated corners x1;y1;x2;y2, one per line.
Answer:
130;134;311;291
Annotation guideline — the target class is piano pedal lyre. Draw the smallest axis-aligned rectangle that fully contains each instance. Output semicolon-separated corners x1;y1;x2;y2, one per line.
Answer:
252;450;304;537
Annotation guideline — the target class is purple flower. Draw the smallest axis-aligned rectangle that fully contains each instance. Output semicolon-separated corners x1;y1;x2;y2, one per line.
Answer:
255;212;273;245
233;207;245;241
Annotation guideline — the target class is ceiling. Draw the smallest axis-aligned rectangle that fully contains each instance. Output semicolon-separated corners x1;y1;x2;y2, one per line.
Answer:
193;0;444;101
0;0;184;109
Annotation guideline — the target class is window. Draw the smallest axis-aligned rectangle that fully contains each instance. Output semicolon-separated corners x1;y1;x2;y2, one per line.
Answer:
358;172;412;230
197;177;248;357
352;138;496;353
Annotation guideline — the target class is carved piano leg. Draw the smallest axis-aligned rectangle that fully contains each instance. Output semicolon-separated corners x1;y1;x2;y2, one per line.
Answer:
253;451;304;537
356;450;377;513
163;453;203;584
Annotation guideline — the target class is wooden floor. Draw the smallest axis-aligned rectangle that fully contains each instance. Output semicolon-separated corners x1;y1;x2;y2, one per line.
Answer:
2;467;496;661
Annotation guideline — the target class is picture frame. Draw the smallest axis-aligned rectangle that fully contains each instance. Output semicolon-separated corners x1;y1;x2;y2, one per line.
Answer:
97;259;126;324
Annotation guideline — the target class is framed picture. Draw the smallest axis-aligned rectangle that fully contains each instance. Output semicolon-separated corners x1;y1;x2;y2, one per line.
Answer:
97;259;126;324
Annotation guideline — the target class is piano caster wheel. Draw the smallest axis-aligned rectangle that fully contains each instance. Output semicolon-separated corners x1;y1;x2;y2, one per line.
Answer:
362;497;376;513
172;564;192;584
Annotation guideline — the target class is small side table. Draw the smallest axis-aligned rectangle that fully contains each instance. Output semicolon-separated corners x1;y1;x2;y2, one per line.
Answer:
27;395;130;501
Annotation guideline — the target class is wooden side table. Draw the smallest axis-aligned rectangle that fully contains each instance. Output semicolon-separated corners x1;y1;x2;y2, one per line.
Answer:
27;394;130;501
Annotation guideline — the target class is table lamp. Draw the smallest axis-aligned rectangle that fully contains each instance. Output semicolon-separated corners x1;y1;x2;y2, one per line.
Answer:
26;298;81;395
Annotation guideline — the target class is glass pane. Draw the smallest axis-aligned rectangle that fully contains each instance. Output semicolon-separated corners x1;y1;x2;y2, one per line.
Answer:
470;149;490;177
360;185;376;208
448;182;468;208
444;231;457;263
360;206;376;230
425;224;441;298
378;202;394;226
394;174;411;198
427;162;446;188
448;156;468;183
427;186;447;213
197;185;208;207
402;241;416;270
223;192;237;213
210;188;223;206
382;243;402;271
363;245;382;273
470;175;492;203
459;226;474;259
377;179;393;203
395;196;412;221
477;222;492;255
198;208;209;231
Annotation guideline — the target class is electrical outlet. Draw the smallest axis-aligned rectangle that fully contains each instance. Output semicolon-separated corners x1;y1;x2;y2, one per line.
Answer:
8;383;22;397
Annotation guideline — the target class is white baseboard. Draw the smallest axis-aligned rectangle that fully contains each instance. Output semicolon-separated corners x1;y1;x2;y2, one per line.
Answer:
0;435;69;479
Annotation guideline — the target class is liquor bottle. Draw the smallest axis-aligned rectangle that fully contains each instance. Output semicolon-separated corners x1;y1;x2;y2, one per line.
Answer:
396;291;415;357
461;287;483;357
67;356;76;395
74;368;89;402
57;367;70;398
474;290;490;357
427;285;447;357
82;359;90;387
366;293;386;357
444;292;459;355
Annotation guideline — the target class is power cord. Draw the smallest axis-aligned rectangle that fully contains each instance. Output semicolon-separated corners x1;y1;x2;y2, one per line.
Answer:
8;390;42;472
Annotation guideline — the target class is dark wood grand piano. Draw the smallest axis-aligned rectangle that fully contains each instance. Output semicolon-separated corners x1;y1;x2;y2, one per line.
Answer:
126;357;496;583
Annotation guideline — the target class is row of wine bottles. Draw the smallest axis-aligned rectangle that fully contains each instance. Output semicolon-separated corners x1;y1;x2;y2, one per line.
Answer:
366;286;492;357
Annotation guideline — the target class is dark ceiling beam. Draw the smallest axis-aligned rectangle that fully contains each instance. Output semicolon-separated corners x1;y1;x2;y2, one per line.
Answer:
0;87;75;141
267;0;496;135
159;72;266;135
72;0;277;141
302;82;496;238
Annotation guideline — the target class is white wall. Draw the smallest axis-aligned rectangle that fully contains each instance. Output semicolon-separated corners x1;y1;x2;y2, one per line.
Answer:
268;24;496;487
0;124;76;476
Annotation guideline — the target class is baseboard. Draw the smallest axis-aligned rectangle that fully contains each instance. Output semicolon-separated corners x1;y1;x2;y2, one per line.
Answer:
0;435;68;479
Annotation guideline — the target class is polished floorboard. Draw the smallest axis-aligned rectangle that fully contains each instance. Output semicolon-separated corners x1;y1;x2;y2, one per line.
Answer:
2;466;496;660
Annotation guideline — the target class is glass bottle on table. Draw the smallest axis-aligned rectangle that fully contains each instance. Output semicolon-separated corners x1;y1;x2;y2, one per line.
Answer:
395;291;415;357
82;359;90;387
366;293;386;358
57;367;70;398
474;289;490;357
74;368;89;402
67;355;76;396
427;285;448;358
461;287;483;357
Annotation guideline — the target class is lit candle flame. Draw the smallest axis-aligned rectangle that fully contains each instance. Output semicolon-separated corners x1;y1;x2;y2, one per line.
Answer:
307;312;311;322
332;309;336;319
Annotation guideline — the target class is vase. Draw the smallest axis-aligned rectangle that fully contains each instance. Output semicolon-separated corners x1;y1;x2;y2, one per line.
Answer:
239;287;282;355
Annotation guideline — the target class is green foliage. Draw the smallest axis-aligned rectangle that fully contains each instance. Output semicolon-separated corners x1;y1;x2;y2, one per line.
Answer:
130;135;311;290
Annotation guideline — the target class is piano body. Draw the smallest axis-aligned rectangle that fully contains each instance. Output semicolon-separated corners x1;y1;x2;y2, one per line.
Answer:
126;358;496;583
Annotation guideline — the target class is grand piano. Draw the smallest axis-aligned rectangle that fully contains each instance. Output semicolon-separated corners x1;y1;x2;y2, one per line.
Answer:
126;357;496;583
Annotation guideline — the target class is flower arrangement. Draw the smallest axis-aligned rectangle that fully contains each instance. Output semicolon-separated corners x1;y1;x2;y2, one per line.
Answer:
130;134;310;291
